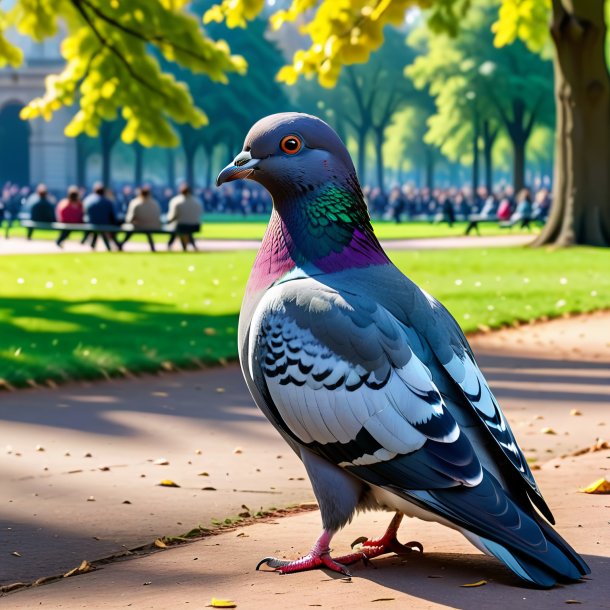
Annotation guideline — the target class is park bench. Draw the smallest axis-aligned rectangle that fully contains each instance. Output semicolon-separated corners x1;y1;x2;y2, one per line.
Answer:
17;220;188;252
464;215;536;235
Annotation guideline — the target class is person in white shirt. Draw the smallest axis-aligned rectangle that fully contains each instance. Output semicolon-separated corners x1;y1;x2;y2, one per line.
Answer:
166;183;203;251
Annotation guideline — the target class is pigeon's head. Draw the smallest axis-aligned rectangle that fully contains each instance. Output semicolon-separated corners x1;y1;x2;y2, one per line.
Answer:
216;113;357;202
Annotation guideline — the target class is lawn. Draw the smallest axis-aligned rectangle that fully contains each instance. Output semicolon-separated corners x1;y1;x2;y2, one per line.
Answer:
1;247;608;388
5;215;536;243
203;217;536;241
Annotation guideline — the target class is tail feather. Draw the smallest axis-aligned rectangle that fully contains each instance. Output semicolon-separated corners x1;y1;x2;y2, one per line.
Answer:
391;469;589;587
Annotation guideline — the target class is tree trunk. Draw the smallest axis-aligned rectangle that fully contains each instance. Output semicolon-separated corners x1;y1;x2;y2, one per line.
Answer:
166;149;175;188
512;135;526;193
100;124;114;187
425;148;435;190
373;127;385;192
534;0;610;247
357;128;367;184
203;145;214;188
472;119;480;194
134;143;144;185
76;137;88;186
185;146;196;187
482;120;497;193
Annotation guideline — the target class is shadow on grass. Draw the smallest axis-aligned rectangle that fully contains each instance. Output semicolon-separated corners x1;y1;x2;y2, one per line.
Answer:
0;296;240;388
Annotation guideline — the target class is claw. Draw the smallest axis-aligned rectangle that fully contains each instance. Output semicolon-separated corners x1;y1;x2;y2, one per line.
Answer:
255;553;351;576
351;536;368;549
256;557;289;570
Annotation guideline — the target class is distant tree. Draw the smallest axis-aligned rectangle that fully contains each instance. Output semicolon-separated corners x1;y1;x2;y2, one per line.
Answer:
291;28;416;189
407;1;554;192
169;6;290;185
205;0;610;246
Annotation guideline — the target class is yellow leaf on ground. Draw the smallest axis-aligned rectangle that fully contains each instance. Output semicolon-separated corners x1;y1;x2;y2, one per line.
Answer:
154;538;167;548
460;580;487;587
579;478;610;494
208;598;237;608
569;409;582;416
63;560;92;578
158;480;180;488
541;427;557;435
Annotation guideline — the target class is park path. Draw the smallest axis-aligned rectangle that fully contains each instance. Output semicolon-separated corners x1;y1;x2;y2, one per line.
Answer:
0;233;532;255
0;311;608;607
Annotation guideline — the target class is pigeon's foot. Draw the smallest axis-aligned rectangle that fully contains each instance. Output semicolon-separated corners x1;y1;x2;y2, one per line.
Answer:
256;552;351;576
333;512;423;566
255;529;351;576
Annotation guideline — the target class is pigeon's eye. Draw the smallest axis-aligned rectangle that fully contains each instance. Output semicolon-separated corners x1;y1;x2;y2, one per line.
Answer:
280;135;302;155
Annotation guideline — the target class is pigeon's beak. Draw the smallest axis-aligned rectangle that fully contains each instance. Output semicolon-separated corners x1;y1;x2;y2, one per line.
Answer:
216;150;260;186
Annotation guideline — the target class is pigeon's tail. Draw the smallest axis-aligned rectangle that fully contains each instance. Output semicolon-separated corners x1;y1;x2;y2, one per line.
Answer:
476;520;590;588
394;471;590;588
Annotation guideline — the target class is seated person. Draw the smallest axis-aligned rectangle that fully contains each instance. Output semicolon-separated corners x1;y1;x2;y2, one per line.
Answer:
166;183;203;251
120;185;162;250
55;186;84;247
23;183;55;238
83;182;120;251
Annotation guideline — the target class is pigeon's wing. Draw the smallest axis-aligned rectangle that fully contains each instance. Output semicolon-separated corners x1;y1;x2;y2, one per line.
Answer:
247;280;483;491
406;287;554;522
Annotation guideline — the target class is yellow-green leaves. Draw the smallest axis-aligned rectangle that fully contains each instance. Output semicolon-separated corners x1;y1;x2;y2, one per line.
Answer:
204;0;265;28
493;0;550;52
4;0;245;147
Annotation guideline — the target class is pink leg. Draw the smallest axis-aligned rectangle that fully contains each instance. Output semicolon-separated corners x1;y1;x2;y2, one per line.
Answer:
333;513;423;566
256;529;351;576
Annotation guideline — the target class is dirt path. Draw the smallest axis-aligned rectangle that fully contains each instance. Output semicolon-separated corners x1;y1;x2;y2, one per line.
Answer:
0;234;532;255
1;312;608;606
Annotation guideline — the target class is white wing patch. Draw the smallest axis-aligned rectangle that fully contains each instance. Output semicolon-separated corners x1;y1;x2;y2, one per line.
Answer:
251;291;461;467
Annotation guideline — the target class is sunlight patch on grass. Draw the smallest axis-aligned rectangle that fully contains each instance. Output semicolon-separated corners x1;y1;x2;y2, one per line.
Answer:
0;246;608;387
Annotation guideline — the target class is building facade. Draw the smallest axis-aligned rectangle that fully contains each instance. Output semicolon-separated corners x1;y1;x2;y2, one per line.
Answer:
0;29;77;190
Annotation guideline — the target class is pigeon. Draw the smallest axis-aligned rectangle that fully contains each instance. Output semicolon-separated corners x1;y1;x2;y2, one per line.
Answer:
216;112;589;586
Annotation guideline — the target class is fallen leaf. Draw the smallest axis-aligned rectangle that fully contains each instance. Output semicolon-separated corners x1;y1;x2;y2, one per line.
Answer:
153;458;169;466
195;449;203;455
208;598;237;608
541;427;557;435
580;478;610;494
202;486;217;491
63;560;92;578
35;445;45;452
565;601;582;605
11;551;21;557
371;599;396;602
233;447;243;454
198;472;210;477
216;387;225;393
570;409;582;416
84;452;92;458
86;496;95;502
460;580;487;587
98;466;110;471
122;500;131;504
153;539;167;548
158;480;180;488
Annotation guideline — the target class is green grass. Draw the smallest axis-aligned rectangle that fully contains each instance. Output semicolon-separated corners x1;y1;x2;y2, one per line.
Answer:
5;217;536;243
0;247;608;388
202;218;536;241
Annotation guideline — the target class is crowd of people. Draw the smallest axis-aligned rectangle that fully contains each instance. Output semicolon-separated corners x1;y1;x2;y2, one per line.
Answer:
1;180;552;249
0;182;205;251
366;185;552;226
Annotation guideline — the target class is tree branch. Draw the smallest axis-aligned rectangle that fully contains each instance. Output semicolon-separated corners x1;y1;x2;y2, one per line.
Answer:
76;0;216;66
72;0;168;99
